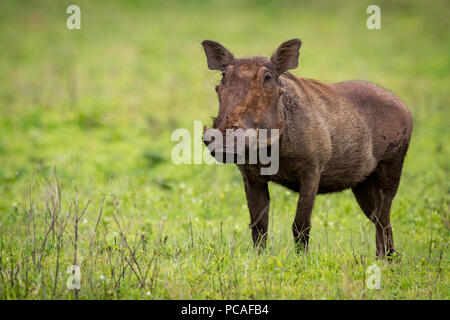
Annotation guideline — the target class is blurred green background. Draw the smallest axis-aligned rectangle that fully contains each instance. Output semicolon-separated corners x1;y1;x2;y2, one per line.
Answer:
0;0;448;299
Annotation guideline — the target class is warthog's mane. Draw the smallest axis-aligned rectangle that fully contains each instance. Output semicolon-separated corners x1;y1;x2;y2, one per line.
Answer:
281;72;338;103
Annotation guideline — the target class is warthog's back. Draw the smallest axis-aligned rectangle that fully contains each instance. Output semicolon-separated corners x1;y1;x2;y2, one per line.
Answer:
321;80;412;192
277;77;412;193
331;81;413;161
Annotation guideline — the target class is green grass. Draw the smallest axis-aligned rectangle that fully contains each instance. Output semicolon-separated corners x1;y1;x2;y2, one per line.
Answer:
0;0;448;299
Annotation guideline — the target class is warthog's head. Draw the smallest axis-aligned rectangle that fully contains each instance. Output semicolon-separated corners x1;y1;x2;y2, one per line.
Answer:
201;39;301;164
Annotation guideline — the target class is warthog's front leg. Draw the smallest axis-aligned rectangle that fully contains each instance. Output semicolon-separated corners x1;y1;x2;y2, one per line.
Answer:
292;168;320;253
241;173;270;249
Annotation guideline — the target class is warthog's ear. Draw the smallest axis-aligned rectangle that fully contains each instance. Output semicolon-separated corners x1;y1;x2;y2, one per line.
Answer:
271;39;302;75
202;40;234;71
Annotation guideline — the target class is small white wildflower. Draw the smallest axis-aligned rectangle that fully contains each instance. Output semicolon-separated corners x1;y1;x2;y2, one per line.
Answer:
179;183;186;189
146;291;151;296
100;275;106;280
82;218;88;224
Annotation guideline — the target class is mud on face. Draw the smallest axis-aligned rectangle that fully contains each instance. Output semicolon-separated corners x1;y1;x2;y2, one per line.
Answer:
201;39;301;165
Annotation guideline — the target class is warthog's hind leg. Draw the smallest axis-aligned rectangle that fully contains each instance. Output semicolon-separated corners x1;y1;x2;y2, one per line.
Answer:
352;158;405;258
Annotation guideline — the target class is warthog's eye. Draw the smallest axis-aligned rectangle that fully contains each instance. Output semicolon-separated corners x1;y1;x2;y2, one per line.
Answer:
221;72;226;85
264;73;272;83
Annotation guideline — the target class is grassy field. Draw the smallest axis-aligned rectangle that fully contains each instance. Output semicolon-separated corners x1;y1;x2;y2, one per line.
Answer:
0;0;448;299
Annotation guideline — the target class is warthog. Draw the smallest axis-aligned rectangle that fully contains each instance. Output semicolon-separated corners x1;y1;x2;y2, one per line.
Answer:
201;39;412;258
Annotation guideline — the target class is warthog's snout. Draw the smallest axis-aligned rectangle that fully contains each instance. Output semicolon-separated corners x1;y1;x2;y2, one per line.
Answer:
202;125;254;164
